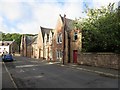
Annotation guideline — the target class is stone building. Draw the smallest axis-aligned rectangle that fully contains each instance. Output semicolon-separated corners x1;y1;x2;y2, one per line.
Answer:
40;26;54;60
20;26;54;60
20;14;82;64
52;14;82;64
20;34;37;57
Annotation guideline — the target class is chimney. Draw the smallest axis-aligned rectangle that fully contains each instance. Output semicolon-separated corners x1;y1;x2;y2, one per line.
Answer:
64;14;66;18
59;14;62;17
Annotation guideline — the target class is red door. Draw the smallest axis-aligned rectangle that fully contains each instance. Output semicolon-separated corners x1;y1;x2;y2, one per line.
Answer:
73;50;77;63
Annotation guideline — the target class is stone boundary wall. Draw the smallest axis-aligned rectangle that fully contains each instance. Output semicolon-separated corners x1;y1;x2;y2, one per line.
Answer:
77;53;119;69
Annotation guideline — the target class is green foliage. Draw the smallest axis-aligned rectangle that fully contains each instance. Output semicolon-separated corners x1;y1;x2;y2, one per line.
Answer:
2;33;22;45
1;33;36;46
74;3;120;53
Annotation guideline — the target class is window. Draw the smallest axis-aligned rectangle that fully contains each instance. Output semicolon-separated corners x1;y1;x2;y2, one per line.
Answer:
57;35;59;43
59;51;62;59
57;33;62;44
49;36;52;44
56;50;59;59
44;37;47;45
56;50;62;59
59;34;62;43
47;34;49;42
7;43;9;45
2;43;4;46
74;32;78;40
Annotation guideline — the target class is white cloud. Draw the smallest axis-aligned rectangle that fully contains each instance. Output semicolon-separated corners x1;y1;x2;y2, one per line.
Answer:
32;3;61;28
15;1;84;34
0;0;85;34
0;16;7;33
0;2;23;21
16;21;40;34
3;0;119;34
63;2;83;19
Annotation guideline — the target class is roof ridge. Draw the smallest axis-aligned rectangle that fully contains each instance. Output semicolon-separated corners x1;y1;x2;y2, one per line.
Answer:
40;26;53;30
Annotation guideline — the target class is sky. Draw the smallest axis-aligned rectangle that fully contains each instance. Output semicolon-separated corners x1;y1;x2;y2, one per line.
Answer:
0;0;119;34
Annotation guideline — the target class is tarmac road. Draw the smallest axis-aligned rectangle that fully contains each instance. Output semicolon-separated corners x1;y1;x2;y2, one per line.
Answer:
2;56;119;88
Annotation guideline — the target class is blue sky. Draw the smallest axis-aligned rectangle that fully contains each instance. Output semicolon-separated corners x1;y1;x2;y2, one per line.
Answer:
0;0;119;34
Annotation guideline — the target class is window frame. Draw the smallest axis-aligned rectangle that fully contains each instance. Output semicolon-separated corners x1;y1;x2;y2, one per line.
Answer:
56;33;62;44
56;50;62;59
74;32;78;41
59;33;62;43
56;50;59;59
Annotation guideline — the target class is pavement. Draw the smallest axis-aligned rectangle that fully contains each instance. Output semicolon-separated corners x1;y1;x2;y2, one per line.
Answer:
48;62;119;78
2;62;15;88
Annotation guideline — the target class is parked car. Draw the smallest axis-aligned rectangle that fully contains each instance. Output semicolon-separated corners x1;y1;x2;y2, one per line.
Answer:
2;54;13;62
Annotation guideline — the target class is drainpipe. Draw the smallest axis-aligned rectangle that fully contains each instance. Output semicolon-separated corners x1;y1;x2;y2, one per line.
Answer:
63;14;66;65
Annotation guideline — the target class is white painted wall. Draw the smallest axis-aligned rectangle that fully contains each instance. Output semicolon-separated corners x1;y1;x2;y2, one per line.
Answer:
0;46;9;55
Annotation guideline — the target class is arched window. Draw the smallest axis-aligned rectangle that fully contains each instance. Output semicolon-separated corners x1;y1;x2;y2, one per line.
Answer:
57;33;62;44
59;33;62;43
74;32;78;40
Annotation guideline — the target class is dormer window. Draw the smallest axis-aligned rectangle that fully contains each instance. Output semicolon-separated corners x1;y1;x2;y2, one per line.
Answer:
7;43;9;45
74;32;78;40
2;43;4;46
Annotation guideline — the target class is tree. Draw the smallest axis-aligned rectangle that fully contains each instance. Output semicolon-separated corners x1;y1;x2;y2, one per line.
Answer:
73;3;120;53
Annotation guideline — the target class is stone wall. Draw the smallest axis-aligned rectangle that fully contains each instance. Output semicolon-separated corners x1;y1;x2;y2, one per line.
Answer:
77;53;119;69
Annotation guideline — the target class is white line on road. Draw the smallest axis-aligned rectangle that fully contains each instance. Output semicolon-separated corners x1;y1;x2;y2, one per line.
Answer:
16;65;39;68
2;62;18;88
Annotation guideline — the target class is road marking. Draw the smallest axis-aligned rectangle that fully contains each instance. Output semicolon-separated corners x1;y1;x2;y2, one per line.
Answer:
16;65;39;68
23;75;43;79
2;62;18;88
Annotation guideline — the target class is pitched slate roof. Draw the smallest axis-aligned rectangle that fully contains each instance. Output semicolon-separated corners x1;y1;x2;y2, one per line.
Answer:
65;18;74;32
40;26;53;42
59;15;74;32
26;35;38;45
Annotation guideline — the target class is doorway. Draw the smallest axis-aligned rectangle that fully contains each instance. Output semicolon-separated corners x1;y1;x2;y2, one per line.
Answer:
73;50;77;63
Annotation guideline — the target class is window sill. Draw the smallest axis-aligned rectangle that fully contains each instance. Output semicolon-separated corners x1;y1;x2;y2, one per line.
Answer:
72;40;77;42
57;42;62;44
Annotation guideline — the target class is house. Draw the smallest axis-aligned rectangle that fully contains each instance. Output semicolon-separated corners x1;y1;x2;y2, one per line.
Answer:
27;36;38;58
20;26;54;60
20;14;82;64
52;14;82;64
20;34;38;58
0;40;18;55
40;26;54;61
